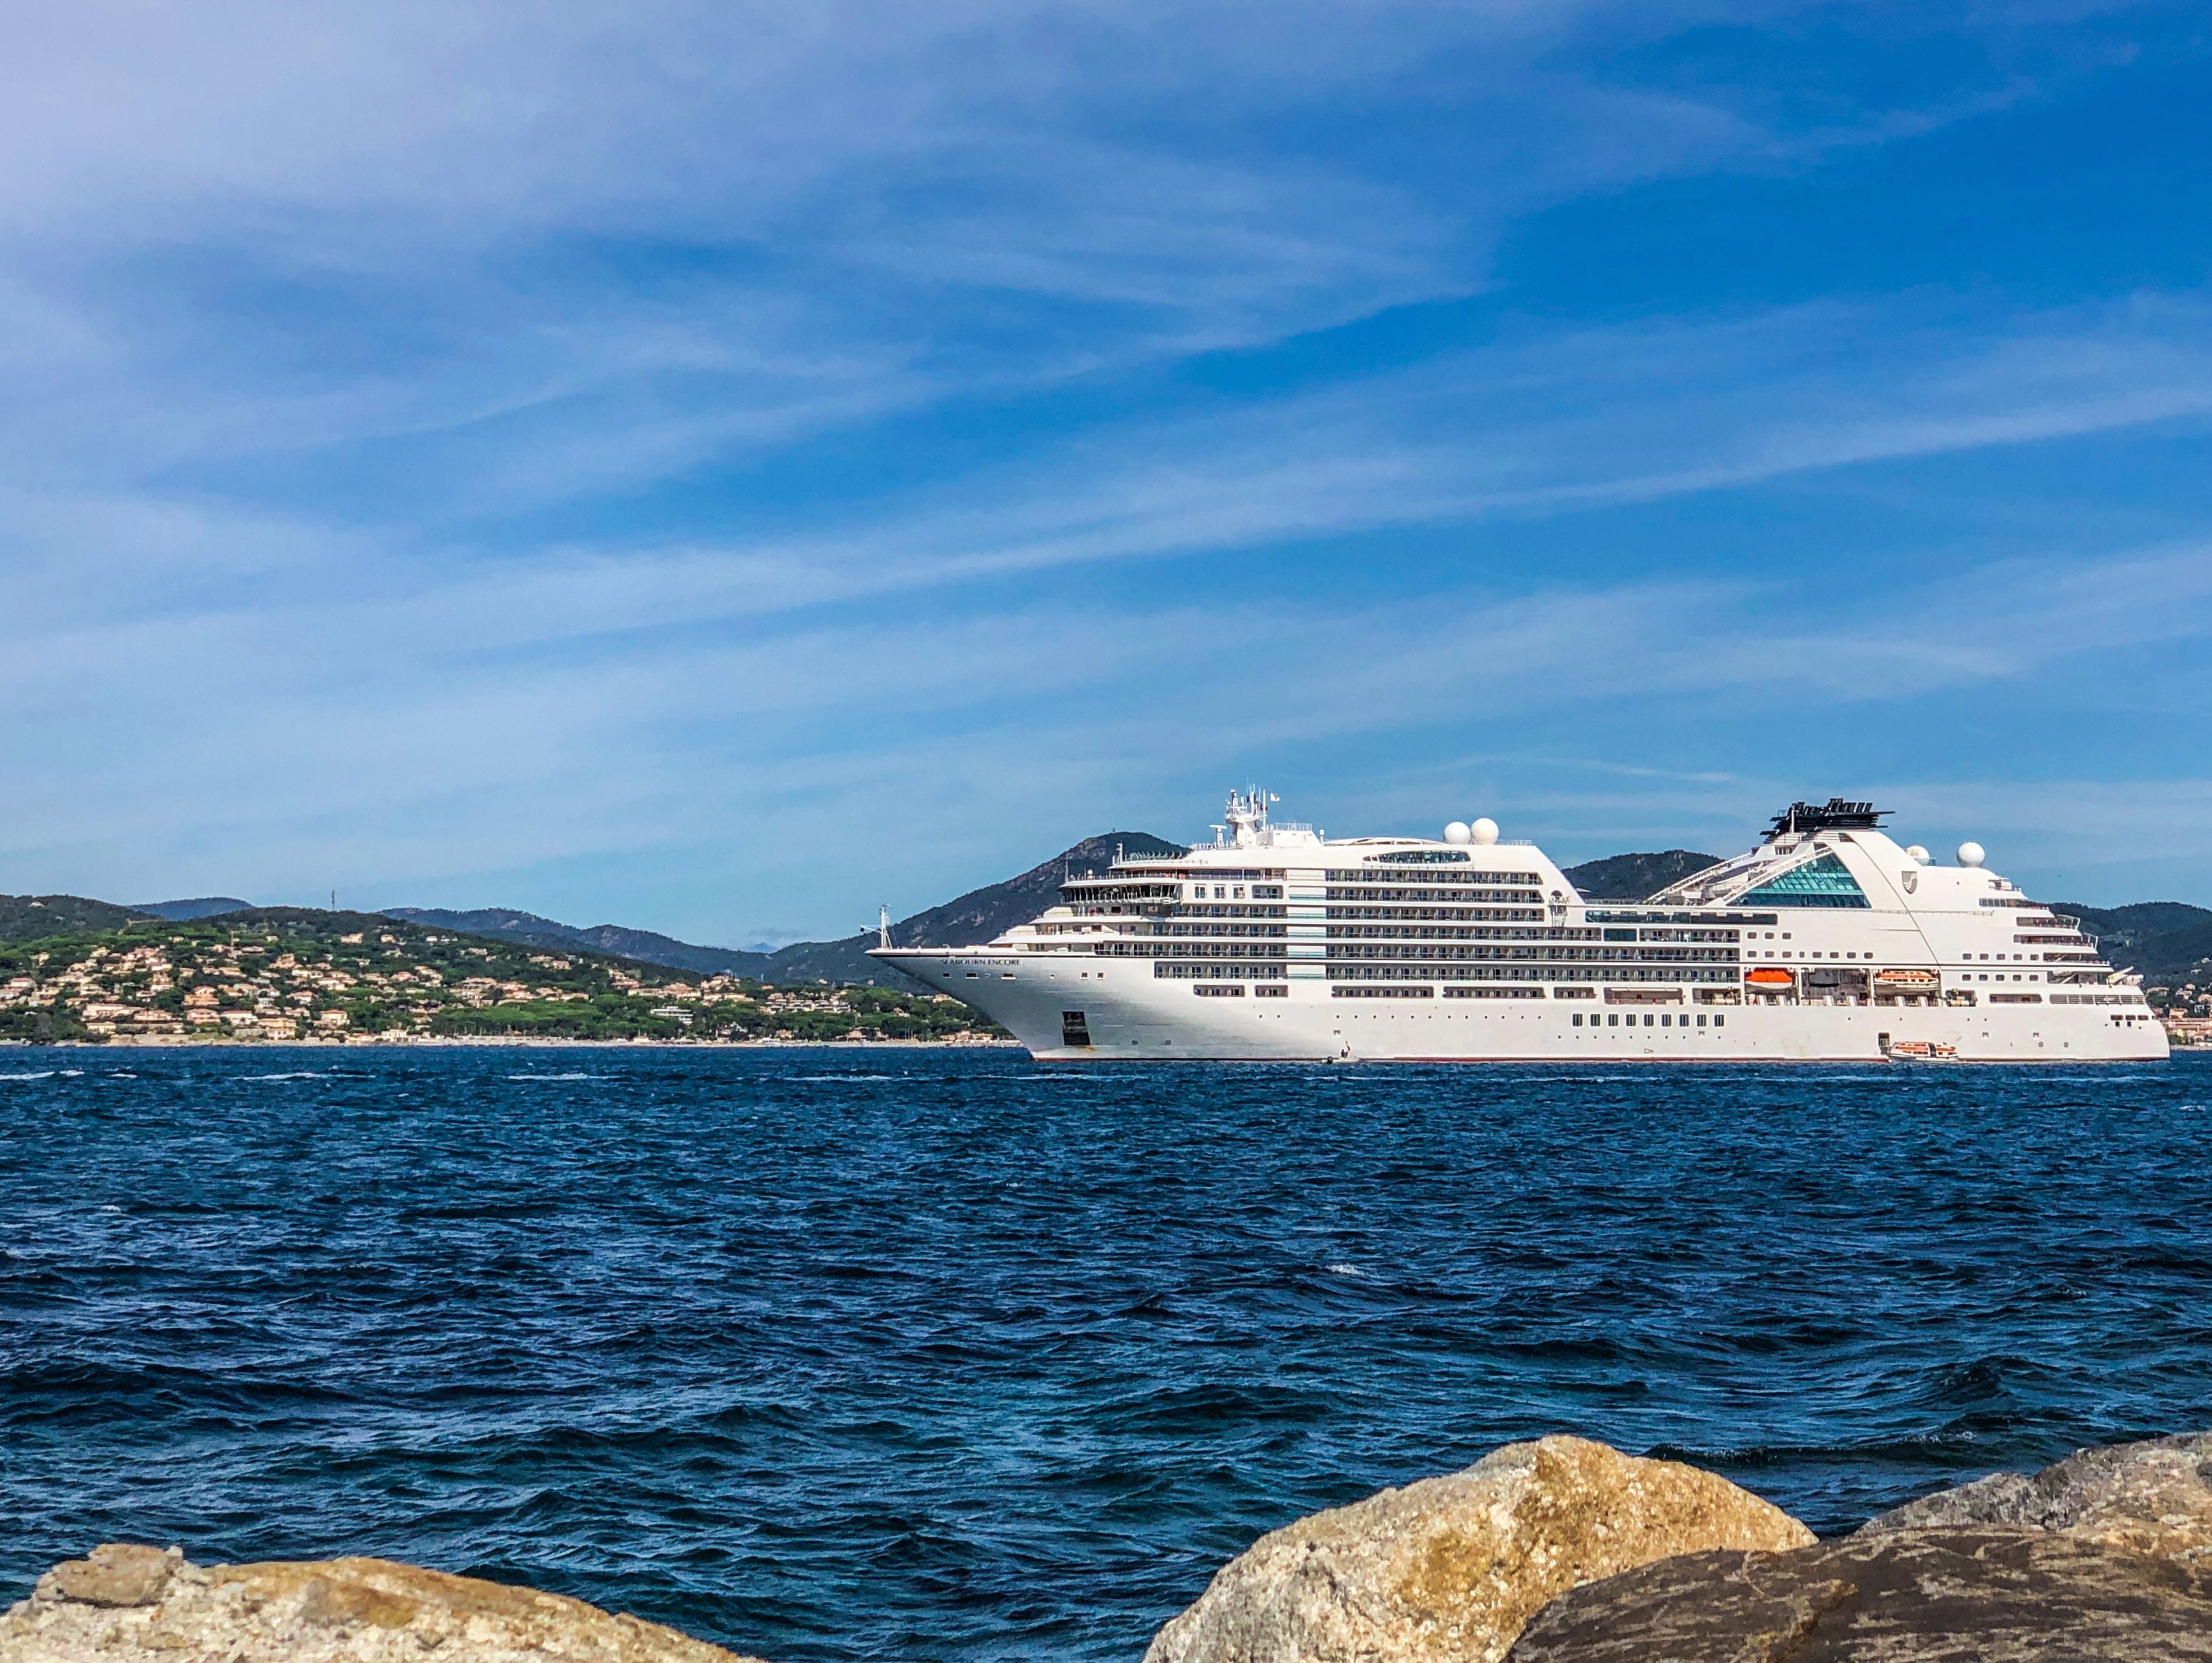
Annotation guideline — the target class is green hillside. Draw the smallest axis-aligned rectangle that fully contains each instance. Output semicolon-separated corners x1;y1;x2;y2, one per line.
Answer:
2056;901;2212;989
0;894;154;942
1560;850;1721;900
0;908;1005;1045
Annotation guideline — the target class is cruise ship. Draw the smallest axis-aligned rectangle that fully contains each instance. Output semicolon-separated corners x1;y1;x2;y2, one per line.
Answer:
870;793;2167;1063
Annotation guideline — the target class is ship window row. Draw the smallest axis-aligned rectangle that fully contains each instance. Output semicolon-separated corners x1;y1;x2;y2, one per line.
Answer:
1153;962;1288;979
1327;927;1604;942
1328;901;1541;914
1747;947;1911;959
1143;884;1290;902
1098;943;1288;958
1327;876;1539;888
1066;906;1290;921
1147;924;1286;938
1587;910;1778;926
1058;884;1182;903
1111;868;1281;885
1572;1011;1726;1028
1078;867;1285;881
1325;965;1735;984
1326;945;1737;964
1328;907;1545;923
1326;869;1538;884
1326;888;1540;903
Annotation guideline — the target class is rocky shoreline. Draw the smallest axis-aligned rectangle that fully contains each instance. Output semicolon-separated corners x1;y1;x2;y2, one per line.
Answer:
11;1432;2210;1662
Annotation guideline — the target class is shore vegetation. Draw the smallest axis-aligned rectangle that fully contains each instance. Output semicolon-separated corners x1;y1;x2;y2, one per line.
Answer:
0;908;1005;1045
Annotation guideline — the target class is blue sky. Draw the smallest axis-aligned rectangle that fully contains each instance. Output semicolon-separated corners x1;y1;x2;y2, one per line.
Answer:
4;1;2210;942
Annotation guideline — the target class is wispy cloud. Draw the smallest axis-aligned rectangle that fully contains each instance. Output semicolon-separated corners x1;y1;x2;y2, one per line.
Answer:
2;0;2207;928
19;281;2200;652
7;520;2206;922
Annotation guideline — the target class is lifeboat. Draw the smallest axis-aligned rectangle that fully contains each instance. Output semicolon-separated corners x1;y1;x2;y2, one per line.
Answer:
1743;967;1795;989
1873;967;1940;989
1883;1039;1959;1061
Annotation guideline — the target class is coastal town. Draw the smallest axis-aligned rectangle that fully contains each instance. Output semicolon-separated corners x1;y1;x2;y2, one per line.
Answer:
2148;979;2212;1046
0;908;1008;1045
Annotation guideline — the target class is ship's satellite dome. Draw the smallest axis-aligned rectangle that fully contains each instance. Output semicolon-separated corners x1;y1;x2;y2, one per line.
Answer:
1905;844;1931;865
1471;817;1500;845
1443;821;1472;845
1957;841;1986;868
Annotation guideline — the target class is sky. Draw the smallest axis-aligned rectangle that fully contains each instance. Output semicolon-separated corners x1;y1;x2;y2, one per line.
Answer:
4;1;2210;944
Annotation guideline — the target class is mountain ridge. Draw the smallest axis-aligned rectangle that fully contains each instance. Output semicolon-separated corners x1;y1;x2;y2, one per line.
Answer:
381;907;766;977
386;831;1189;987
0;894;154;942
1558;850;1721;900
133;897;257;921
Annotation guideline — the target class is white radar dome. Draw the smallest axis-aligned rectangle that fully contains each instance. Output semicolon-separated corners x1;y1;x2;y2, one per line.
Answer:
1443;821;1472;845
1905;845;1931;865
1470;817;1500;845
1957;841;1986;868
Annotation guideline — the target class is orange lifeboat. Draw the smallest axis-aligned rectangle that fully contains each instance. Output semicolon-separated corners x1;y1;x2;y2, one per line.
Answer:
1744;967;1794;989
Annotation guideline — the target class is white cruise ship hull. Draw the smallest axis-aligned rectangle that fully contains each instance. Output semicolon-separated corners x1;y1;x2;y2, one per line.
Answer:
872;950;2166;1062
870;793;2169;1065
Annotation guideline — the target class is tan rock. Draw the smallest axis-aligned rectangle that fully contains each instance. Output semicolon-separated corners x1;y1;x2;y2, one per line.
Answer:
1144;1435;1815;1663
33;1544;179;1610
1;1546;772;1663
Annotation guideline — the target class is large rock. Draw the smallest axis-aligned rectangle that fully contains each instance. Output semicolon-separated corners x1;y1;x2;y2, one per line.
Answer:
1;1544;770;1663
1505;1528;2212;1662
1144;1435;1814;1663
1858;1432;2212;1564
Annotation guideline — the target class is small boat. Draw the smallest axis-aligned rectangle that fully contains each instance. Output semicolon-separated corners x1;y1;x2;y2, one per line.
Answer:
1873;967;1940;989
1744;967;1795;989
1883;1038;1959;1061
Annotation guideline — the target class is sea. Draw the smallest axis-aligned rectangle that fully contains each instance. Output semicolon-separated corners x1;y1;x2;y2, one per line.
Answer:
3;1047;2208;1661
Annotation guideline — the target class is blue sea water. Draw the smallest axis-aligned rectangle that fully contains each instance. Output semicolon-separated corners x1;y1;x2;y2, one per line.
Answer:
2;1047;2209;1660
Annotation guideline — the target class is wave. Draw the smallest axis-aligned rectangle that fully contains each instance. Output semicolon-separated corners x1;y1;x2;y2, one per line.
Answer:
2;1049;2205;1663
